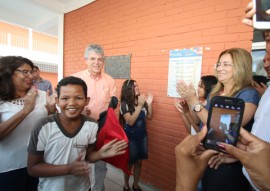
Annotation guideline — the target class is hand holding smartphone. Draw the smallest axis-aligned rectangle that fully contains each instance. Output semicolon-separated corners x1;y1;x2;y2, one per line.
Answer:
253;0;270;30
203;96;245;152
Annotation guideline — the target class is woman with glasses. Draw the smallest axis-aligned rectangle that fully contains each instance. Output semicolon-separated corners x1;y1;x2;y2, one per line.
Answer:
176;48;260;191
0;56;56;191
119;79;153;191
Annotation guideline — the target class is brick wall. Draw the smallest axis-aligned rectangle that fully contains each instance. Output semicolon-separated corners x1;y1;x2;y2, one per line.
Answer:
64;0;253;190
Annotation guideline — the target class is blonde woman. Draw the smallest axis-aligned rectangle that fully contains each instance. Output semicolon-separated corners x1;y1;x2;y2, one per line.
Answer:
177;48;260;191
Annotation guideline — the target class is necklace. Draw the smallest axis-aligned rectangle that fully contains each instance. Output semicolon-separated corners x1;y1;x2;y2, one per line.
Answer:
9;98;25;105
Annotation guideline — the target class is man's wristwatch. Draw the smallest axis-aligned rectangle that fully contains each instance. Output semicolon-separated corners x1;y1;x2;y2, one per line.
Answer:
191;102;203;112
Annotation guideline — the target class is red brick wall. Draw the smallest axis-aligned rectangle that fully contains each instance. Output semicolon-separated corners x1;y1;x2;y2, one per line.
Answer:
64;0;253;190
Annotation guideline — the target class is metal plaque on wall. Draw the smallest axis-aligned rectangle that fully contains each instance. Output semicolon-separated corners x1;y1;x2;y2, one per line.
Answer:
104;54;131;79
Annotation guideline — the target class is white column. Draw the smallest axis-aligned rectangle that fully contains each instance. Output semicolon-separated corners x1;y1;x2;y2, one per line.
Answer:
28;28;33;50
58;13;64;81
7;33;11;47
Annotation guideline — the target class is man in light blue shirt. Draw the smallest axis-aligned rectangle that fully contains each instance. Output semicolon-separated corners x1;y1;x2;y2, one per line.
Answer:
32;65;53;95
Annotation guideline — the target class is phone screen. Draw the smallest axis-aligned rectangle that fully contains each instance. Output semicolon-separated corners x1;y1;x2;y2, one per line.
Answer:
204;96;244;151
255;0;270;22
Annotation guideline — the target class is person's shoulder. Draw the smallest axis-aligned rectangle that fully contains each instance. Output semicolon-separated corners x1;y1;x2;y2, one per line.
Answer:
36;114;55;126
43;78;52;84
32;115;55;136
72;70;88;78
240;87;260;96
103;72;115;80
83;115;98;124
81;115;99;133
237;87;260;104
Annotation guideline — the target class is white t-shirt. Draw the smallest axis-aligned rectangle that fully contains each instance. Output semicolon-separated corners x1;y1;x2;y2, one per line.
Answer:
0;90;47;172
28;114;98;191
243;83;270;191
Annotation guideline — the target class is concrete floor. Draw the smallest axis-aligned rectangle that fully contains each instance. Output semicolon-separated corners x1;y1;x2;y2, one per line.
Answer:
104;164;160;191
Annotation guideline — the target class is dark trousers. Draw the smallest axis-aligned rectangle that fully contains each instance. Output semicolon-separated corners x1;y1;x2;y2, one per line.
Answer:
202;162;251;191
0;168;38;191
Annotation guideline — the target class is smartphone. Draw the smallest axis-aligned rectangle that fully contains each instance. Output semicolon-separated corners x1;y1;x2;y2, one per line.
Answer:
253;0;270;30
203;96;245;152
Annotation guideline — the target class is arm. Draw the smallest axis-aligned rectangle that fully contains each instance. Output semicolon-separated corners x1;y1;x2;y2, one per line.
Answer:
177;110;192;134
241;102;257;127
27;152;90;177
146;92;153;120
86;139;127;162
110;79;117;97
0;89;38;140
176;80;209;125
174;99;200;133
48;82;53;96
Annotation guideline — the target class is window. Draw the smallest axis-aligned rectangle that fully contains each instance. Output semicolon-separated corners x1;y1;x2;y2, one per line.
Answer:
251;29;267;76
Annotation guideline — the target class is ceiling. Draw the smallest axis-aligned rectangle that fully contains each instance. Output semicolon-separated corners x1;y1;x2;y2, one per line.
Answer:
0;0;95;37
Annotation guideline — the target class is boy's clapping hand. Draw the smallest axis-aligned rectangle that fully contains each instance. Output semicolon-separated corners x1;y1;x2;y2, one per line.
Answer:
68;153;90;177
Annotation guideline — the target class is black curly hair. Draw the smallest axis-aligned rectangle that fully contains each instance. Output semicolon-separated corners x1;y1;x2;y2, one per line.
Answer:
0;56;34;101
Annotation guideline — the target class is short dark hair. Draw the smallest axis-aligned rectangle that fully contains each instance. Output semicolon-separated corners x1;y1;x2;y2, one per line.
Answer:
33;65;39;70
201;75;218;99
56;76;88;98
0;56;34;100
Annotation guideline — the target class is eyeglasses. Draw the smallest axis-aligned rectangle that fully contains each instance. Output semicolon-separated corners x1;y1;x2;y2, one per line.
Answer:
214;62;234;70
15;69;35;76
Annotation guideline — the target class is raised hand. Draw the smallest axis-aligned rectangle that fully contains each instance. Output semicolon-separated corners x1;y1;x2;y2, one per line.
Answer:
176;80;198;104
146;92;153;105
174;98;183;113
175;126;217;191
46;91;57;114
242;1;270;27
208;152;238;169
23;85;38;113
138;95;146;106
99;139;128;158
242;1;255;27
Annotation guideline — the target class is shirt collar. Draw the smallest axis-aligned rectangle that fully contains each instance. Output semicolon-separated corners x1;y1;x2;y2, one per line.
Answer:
88;70;102;80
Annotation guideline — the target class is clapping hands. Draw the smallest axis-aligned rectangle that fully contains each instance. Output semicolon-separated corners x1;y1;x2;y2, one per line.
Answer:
138;92;153;106
146;92;153;105
174;99;189;114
